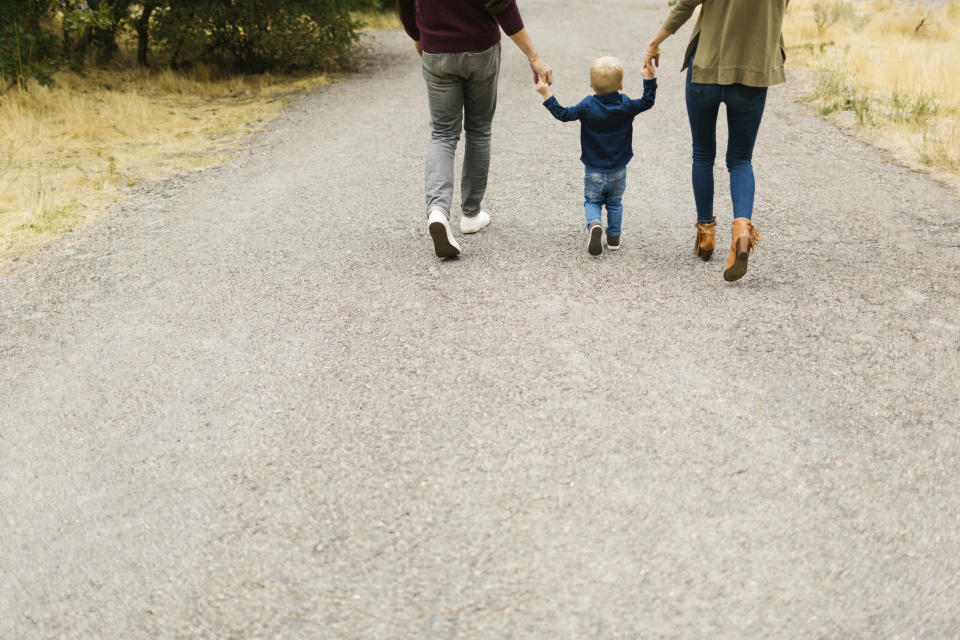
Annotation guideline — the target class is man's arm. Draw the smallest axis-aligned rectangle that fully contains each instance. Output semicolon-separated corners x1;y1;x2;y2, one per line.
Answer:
476;0;552;84
483;0;524;35
508;28;553;85
396;0;422;56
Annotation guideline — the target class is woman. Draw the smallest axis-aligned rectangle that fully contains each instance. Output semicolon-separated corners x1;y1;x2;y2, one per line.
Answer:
645;0;788;281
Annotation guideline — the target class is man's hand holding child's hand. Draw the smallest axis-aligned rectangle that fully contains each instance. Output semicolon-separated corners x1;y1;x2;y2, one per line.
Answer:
536;78;552;99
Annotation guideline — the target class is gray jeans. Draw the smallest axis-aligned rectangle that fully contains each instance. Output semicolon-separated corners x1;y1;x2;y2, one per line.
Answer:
421;43;501;218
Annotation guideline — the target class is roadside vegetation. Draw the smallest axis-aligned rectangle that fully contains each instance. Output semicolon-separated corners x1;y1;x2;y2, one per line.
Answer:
783;0;960;189
0;1;393;261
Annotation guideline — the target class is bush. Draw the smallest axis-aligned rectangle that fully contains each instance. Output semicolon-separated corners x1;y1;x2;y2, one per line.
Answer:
1;0;368;93
151;0;361;73
0;1;59;89
61;0;132;65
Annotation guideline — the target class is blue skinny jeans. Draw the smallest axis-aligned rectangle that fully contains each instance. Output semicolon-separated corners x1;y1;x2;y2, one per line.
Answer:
685;56;768;223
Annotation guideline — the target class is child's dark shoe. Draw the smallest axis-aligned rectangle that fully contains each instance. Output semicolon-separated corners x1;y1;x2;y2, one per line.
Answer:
607;235;621;251
588;223;603;256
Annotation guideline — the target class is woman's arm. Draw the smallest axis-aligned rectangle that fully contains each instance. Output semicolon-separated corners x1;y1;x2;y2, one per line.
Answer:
662;0;704;35
645;0;704;68
645;27;671;69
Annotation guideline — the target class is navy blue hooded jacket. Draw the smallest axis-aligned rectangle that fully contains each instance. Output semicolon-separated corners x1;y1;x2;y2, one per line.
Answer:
543;78;657;171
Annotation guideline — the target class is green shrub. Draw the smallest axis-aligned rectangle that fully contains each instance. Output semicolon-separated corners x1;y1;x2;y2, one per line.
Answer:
2;0;366;92
0;1;59;89
813;0;868;34
151;0;360;73
60;0;129;65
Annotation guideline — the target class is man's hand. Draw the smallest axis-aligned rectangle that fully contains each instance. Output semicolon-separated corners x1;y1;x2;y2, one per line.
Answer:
507;29;552;85
535;77;552;99
530;55;553;85
414;40;422;57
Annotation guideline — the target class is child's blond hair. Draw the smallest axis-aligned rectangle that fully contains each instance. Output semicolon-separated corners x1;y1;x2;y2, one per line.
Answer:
590;56;624;95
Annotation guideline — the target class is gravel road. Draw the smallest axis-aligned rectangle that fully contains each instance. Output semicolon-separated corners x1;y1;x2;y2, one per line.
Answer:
2;1;960;636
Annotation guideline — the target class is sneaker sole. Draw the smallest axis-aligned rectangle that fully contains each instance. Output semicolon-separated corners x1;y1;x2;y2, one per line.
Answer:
429;220;461;258
588;226;603;256
608;244;621;251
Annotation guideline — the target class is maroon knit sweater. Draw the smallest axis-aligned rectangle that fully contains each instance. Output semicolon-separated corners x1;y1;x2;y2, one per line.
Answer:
397;0;524;54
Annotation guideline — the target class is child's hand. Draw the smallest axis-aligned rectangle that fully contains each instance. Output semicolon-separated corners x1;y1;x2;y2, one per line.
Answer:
536;78;552;99
642;59;656;80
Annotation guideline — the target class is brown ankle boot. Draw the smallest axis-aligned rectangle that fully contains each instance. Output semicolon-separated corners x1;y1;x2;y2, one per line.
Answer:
723;218;761;282
694;217;716;261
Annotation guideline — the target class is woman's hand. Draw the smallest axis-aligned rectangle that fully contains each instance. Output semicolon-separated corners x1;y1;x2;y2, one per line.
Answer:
643;51;659;73
645;27;671;70
644;43;661;71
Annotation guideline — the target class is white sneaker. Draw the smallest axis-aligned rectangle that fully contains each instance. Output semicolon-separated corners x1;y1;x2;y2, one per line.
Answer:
460;210;490;234
427;209;461;258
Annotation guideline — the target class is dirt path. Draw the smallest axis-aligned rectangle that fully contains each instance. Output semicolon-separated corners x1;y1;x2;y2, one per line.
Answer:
2;1;959;636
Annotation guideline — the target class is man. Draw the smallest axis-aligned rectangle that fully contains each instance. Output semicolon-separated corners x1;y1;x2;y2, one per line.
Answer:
398;0;553;258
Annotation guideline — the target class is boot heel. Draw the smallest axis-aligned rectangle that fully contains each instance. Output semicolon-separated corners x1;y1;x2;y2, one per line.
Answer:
694;217;717;262
724;217;758;282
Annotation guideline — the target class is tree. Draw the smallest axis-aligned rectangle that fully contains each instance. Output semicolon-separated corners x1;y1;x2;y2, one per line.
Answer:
136;2;158;67
61;0;134;65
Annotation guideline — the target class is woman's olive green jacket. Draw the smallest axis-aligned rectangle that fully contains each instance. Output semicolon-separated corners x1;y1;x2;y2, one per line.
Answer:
663;0;789;87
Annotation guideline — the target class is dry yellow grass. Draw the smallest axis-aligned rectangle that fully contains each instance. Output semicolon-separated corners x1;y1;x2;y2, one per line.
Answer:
355;10;401;31
0;10;402;263
783;0;960;189
0;67;329;261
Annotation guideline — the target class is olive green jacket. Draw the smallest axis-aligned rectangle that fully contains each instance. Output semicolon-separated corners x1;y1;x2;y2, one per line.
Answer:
663;0;789;87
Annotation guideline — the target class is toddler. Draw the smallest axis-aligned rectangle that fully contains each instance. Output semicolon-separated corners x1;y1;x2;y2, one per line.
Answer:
537;56;656;255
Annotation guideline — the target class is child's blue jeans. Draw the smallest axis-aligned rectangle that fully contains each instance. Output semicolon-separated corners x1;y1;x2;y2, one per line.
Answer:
584;167;626;237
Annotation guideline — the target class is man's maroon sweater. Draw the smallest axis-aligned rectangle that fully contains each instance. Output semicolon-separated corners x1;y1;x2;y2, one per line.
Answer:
397;0;524;54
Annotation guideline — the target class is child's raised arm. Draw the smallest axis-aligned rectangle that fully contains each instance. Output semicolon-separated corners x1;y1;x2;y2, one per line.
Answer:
626;76;657;115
